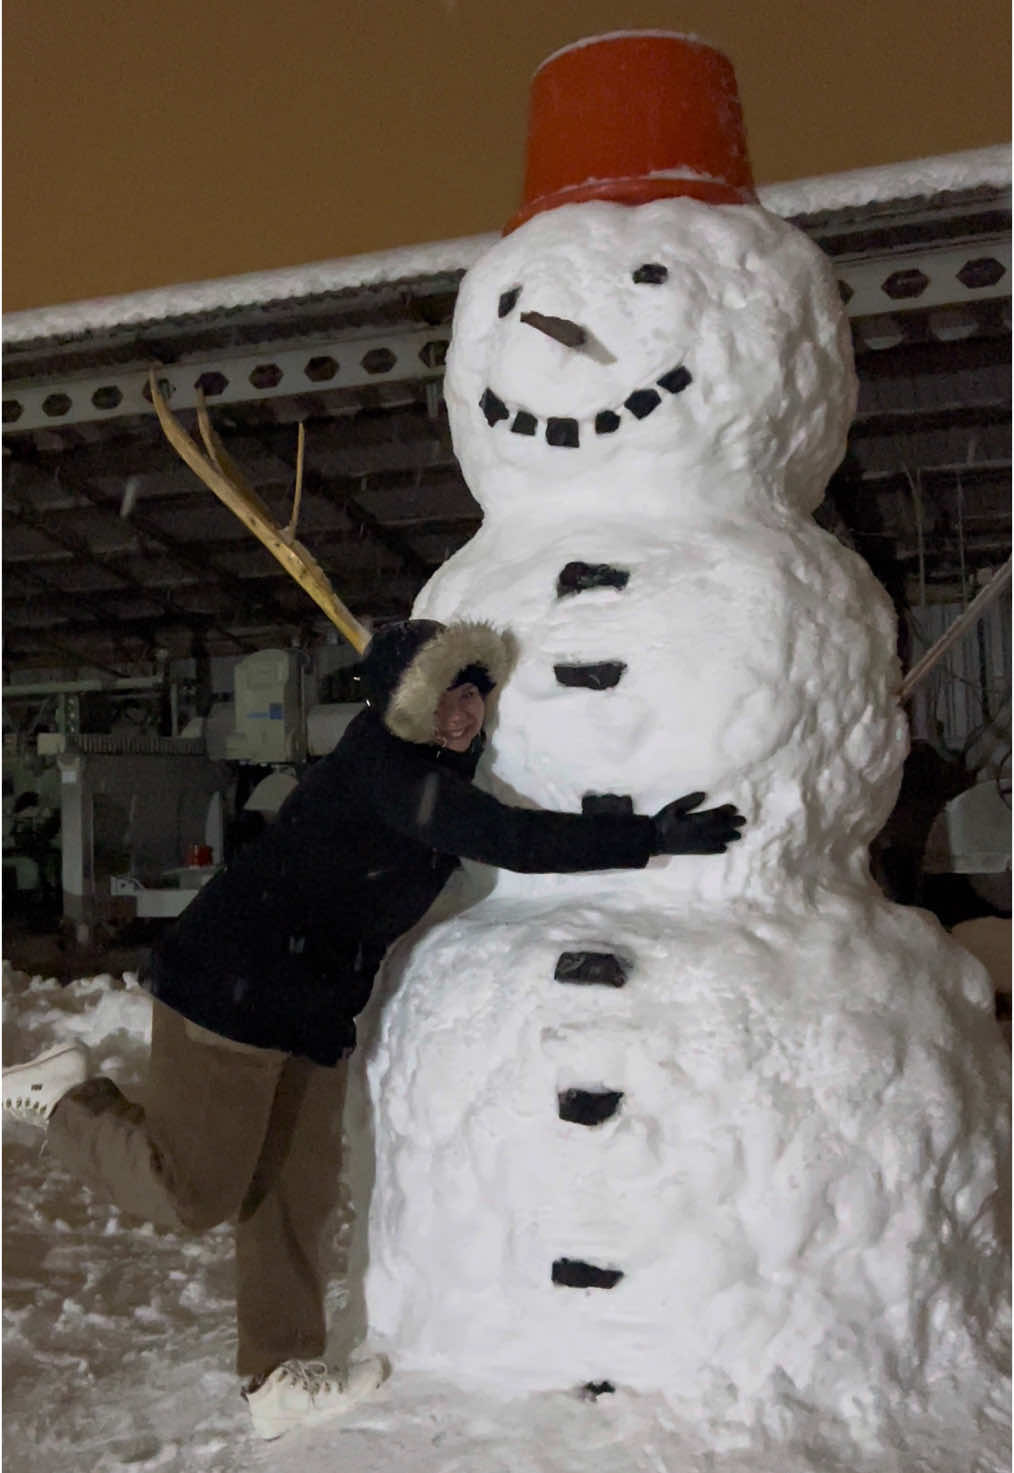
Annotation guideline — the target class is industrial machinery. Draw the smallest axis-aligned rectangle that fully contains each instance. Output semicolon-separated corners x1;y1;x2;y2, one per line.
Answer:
2;643;366;946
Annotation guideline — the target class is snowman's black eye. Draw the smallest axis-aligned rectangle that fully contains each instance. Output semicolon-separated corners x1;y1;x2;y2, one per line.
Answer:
632;263;668;285
498;287;521;318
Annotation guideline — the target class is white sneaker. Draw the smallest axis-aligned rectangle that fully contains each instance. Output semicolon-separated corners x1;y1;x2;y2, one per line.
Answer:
2;1042;90;1126
244;1356;388;1441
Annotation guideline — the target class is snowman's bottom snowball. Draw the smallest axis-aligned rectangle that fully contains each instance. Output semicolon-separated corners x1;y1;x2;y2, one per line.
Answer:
363;890;1010;1448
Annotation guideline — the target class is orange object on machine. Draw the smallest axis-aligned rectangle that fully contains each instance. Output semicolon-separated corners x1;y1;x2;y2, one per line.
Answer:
185;843;214;868
505;30;757;234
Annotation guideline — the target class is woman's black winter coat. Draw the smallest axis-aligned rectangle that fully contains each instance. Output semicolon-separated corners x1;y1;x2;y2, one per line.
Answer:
144;709;656;1067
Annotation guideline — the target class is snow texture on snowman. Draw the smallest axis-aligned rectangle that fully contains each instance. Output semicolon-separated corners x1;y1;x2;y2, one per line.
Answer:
362;32;1010;1454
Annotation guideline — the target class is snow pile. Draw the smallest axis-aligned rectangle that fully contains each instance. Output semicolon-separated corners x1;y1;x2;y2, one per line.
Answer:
3;965;239;1472
2;963;151;1094
367;898;1008;1433
363;194;1011;1469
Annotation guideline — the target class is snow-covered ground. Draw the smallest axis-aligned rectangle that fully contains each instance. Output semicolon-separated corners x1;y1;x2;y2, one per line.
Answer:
3;961;1008;1473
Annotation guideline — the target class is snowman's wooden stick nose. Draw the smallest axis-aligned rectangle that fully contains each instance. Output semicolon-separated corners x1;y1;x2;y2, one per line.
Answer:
520;311;616;364
520;311;586;347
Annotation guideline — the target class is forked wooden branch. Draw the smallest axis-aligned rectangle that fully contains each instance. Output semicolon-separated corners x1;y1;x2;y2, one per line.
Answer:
148;370;371;653
284;423;306;542
194;392;276;523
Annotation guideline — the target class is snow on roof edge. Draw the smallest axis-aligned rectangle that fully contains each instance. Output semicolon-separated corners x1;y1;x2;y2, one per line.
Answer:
2;234;498;349
4;146;1009;348
757;143;1010;221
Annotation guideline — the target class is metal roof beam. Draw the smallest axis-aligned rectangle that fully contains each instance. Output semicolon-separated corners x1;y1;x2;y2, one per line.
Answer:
3;495;249;649
3;326;450;434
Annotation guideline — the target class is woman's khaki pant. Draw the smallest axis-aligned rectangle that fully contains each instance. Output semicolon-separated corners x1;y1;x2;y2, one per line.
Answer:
47;999;347;1378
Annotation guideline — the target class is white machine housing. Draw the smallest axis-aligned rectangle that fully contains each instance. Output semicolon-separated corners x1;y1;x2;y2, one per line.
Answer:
225;649;305;764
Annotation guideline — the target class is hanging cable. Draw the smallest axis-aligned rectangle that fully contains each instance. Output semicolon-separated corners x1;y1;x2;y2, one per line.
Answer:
956;470;968;612
905;466;926;609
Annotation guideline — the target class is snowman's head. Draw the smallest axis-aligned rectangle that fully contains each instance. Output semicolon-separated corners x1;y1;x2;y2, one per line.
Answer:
445;198;856;516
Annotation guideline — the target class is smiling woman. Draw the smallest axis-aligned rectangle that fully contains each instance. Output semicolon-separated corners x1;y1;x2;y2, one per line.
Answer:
434;682;487;752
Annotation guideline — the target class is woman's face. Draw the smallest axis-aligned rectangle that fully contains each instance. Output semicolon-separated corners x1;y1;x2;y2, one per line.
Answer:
434;683;486;751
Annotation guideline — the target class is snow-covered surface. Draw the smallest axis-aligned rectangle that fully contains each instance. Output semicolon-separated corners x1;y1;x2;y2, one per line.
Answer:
362;193;1011;1466
757;142;1010;219
1;235;496;347
3;962;1008;1473
3;146;1008;347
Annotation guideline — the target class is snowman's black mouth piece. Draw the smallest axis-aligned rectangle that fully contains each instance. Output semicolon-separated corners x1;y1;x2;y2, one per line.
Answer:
478;365;692;448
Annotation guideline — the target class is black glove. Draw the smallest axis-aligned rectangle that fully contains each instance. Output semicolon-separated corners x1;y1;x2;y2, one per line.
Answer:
652;791;746;855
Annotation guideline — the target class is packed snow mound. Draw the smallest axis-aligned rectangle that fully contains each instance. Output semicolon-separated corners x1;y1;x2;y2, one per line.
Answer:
366;894;1009;1443
2;962;151;1086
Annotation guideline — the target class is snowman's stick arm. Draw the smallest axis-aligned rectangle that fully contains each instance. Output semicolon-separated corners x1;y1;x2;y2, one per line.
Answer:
148;369;371;654
898;557;1012;702
194;390;276;523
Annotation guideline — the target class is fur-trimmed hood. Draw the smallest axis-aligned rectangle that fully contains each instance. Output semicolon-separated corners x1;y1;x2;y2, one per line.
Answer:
360;619;515;744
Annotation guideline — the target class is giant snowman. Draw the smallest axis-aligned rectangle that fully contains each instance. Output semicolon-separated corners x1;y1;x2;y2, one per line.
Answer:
362;33;1010;1457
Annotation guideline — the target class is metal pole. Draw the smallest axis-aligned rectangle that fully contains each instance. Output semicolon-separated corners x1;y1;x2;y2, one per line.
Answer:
3;675;166;698
899;558;1013;702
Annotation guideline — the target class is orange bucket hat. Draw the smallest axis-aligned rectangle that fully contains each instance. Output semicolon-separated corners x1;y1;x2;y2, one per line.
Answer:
505;30;757;234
